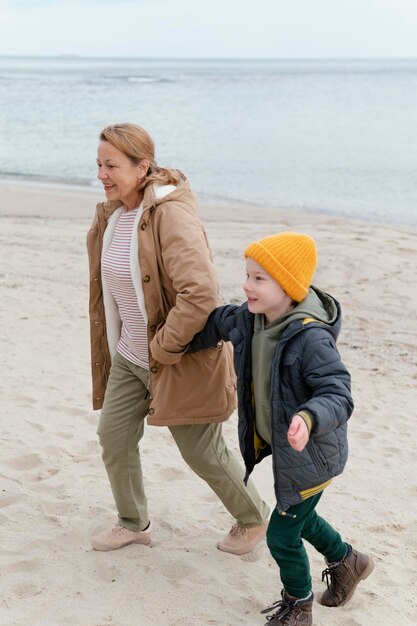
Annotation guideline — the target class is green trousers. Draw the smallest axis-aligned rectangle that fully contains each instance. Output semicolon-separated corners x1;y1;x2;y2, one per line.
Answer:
266;493;347;598
97;352;270;532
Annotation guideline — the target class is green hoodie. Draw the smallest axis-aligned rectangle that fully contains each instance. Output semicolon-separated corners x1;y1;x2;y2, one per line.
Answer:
252;287;337;444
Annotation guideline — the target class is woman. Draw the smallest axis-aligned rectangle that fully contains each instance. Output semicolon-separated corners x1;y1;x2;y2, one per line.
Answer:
87;123;269;552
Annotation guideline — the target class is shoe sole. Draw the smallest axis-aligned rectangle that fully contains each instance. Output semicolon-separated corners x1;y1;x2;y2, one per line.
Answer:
91;535;152;551
217;542;258;556
321;556;375;607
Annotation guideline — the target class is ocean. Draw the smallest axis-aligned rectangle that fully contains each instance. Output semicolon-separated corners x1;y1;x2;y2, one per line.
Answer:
1;56;416;227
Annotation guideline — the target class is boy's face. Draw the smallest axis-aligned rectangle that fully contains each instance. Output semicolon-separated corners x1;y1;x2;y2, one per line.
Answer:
243;257;294;324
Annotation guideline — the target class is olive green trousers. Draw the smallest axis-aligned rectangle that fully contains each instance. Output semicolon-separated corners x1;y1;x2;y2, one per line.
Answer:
97;351;270;531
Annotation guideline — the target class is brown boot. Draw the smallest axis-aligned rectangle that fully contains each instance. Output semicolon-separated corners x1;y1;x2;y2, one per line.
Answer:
321;545;375;607
261;590;313;625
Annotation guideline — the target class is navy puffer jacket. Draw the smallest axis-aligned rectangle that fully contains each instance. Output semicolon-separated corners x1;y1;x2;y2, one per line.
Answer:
189;289;353;512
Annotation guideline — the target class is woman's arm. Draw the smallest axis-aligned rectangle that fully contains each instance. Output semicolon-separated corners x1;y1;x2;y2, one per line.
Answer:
149;204;227;364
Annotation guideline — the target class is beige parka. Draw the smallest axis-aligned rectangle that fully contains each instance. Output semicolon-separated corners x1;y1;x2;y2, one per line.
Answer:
86;177;236;426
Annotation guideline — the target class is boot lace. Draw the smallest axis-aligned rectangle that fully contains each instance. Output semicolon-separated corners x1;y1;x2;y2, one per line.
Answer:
321;562;346;602
261;598;297;625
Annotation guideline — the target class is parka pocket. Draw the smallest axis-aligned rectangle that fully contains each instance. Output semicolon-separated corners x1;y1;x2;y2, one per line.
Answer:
307;440;328;474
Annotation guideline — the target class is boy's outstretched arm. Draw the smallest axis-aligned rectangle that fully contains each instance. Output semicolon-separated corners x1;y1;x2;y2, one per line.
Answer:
297;329;354;438
188;304;240;353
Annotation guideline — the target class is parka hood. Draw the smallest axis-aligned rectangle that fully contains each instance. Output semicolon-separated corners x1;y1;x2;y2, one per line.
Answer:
96;174;196;221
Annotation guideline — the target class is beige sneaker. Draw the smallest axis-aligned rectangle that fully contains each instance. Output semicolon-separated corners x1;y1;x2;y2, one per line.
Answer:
91;523;152;551
217;519;268;555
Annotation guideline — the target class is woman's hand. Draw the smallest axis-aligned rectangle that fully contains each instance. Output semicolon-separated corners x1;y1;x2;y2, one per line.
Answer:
287;414;309;452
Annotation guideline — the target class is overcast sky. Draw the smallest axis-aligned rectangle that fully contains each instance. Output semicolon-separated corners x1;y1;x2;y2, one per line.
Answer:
1;0;417;59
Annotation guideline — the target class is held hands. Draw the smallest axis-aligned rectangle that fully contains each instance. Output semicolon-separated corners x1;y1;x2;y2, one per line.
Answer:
287;414;309;452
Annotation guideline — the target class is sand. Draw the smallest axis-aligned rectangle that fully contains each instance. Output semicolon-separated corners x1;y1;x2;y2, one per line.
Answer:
1;182;416;626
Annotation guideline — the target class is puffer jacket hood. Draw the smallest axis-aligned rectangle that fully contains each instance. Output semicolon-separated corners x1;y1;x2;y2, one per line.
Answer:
291;286;338;329
254;286;339;339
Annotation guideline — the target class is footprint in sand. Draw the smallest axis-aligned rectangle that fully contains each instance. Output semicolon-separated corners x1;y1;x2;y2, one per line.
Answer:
8;556;44;573
12;394;37;407
84;412;100;426
27;467;60;482
0;473;22;488
38;499;74;515
240;545;266;563
5;453;43;471
49;405;87;418
357;431;375;440
162;559;200;582
12;581;45;599
155;467;191;481
26;421;45;433
368;522;406;534
0;491;23;507
77;439;99;455
52;431;74;440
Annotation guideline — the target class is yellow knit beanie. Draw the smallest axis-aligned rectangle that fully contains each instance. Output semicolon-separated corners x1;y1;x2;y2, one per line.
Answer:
244;232;318;302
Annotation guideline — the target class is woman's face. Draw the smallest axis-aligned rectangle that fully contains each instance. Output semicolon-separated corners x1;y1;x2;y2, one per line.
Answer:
97;141;148;210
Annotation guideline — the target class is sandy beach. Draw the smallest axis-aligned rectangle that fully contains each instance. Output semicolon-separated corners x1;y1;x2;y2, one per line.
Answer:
1;181;416;626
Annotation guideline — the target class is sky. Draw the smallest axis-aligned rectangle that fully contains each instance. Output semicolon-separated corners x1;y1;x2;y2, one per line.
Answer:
1;0;417;59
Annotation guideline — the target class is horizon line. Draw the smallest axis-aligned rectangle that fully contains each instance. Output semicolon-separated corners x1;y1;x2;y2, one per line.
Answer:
1;54;416;62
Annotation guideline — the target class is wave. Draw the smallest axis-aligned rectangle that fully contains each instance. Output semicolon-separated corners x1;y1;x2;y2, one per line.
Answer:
85;74;172;85
0;170;98;189
126;75;171;83
0;71;172;85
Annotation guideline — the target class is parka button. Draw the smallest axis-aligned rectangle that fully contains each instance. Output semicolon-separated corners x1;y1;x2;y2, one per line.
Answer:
150;325;156;332
150;366;158;373
140;222;146;230
143;275;150;283
149;408;155;415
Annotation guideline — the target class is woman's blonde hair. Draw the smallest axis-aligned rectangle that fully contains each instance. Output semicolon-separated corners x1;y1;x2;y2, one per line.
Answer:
99;123;182;189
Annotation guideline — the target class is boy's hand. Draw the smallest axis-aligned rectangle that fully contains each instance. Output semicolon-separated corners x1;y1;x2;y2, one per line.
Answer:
287;415;309;452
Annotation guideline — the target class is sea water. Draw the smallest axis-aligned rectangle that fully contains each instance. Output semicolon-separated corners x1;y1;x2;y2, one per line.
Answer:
0;56;416;226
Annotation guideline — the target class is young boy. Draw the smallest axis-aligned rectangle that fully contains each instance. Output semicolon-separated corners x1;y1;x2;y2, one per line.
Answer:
189;232;374;625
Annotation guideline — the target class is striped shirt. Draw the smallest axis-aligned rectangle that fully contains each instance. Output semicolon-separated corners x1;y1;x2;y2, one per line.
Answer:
102;207;149;369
